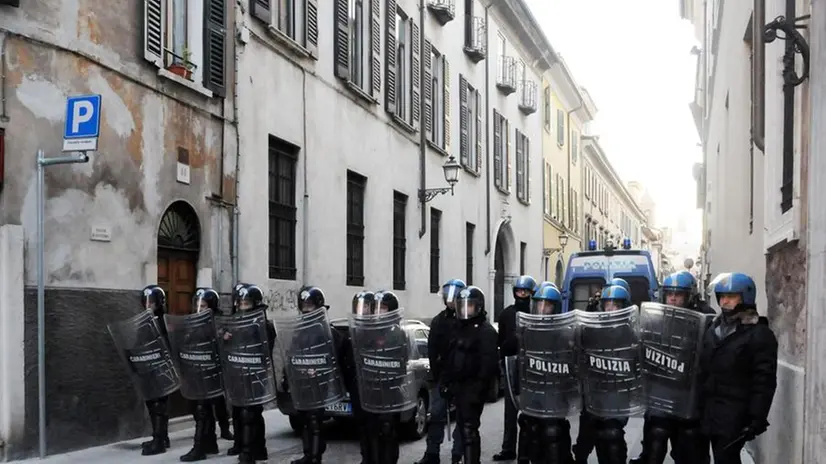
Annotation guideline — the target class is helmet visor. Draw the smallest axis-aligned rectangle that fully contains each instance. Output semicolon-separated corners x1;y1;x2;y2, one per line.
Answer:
531;299;556;315
352;295;374;316
441;284;461;305
456;295;481;320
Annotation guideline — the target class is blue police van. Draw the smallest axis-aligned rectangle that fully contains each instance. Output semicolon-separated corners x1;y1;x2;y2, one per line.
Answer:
560;238;659;313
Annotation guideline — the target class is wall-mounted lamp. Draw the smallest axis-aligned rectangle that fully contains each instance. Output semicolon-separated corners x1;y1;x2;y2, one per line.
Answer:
419;156;461;203
543;232;569;256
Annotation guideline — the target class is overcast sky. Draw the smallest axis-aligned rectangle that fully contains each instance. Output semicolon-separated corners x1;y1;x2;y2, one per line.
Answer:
525;0;703;254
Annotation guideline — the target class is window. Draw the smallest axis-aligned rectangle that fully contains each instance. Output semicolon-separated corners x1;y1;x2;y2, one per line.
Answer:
333;0;380;98
584;166;590;199
556;108;565;145
430;208;442;293
393;191;407;290
569;188;579;234
425;44;449;150
460;75;482;173
466;222;475;285
543;162;551;216
267;136;298;280
346;171;367;286
556;174;566;226
493;110;510;192
413;329;429;358
515;130;530;204
570;131;579;164
386;7;420;129
548;163;556;218
143;0;228;95
253;0;320;55
520;242;527;275
543;86;551;132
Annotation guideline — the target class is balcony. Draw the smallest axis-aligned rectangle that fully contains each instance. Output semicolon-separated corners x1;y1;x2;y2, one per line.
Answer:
518;80;537;115
427;0;455;25
496;56;517;95
463;16;486;63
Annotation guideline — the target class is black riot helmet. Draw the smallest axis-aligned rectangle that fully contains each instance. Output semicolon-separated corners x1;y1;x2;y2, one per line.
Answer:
193;287;220;313
233;284;266;313
352;291;376;316
456;286;486;320
142;285;166;316
298;286;327;313
231;282;251;313
372;290;400;314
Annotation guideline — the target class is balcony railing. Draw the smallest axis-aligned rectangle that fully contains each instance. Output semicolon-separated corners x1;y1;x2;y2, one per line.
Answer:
463;16;486;63
496;56;517;95
427;0;455;25
518;80;537;114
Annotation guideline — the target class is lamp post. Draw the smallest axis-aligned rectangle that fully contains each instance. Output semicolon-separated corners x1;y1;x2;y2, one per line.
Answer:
543;232;570;256
419;156;461;203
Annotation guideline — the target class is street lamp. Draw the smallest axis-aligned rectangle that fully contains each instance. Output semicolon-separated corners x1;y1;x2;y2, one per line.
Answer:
419;155;461;203
543;232;570;256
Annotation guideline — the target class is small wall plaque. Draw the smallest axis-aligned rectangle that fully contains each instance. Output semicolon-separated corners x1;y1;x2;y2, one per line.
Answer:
90;225;112;242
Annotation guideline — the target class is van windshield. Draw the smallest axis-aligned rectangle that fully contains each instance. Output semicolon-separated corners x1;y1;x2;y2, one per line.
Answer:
614;275;652;307
571;278;605;311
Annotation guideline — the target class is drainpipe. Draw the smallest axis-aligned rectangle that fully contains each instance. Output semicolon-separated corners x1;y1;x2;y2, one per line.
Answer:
231;2;243;286
1;32;8;122
484;2;493;255
302;69;309;281
418;0;427;237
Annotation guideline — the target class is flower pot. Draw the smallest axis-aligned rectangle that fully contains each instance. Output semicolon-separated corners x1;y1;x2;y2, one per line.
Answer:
167;63;192;80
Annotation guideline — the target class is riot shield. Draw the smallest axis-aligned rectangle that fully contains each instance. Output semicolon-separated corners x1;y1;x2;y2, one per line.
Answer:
164;310;224;400
214;309;277;407
640;302;712;419
274;308;346;411
515;311;581;418
108;311;180;400
348;309;416;414
576;306;645;418
503;355;520;409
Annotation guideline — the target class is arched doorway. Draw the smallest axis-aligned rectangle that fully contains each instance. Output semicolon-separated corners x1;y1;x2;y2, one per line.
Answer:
554;260;564;288
156;201;201;418
493;222;515;322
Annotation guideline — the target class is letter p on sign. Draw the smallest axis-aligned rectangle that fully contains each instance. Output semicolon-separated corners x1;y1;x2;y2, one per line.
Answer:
72;101;94;133
63;94;102;152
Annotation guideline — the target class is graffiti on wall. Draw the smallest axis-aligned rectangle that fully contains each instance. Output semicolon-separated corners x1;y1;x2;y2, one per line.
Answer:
265;286;299;313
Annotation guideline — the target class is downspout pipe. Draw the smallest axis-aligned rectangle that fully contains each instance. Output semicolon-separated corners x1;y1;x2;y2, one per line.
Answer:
484;2;493;255
302;69;309;281
231;2;243;287
419;0;427;238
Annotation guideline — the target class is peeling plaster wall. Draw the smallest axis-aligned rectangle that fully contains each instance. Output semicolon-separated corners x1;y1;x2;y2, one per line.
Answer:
0;0;235;457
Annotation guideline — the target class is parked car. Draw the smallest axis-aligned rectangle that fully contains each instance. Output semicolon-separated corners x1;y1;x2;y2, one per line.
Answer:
276;319;433;440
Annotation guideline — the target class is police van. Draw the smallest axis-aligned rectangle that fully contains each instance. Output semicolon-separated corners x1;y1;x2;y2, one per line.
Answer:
560;238;658;312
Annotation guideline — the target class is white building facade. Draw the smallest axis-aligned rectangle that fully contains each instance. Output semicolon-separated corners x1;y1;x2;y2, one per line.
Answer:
236;0;549;321
683;0;809;461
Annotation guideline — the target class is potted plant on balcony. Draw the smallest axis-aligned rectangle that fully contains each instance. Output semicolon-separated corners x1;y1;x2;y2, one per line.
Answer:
166;48;194;80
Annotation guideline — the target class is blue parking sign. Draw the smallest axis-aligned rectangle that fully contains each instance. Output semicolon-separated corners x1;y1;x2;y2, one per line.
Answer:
63;95;102;152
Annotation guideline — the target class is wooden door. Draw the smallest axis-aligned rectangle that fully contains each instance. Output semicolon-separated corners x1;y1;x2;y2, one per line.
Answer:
157;249;197;418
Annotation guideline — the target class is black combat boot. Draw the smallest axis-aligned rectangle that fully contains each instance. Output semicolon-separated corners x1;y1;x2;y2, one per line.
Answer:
142;400;169;456
227;406;242;456
462;425;481;464
214;396;234;440
291;412;324;463
180;402;219;462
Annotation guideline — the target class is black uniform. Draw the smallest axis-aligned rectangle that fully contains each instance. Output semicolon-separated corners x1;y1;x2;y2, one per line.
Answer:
572;292;601;463
496;299;530;458
429;306;461;386
140;285;172;456
699;310;777;463
363;325;408;464
633;299;715;464
443;311;499;463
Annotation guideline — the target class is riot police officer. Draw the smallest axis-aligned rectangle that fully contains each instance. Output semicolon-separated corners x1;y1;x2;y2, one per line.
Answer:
415;279;465;464
631;271;711;464
347;291;375;464
180;288;222;462
443;286;499;464
495;275;537;461
700;273;777;463
573;285;633;464
290;286;342;464
515;285;575;464
141;285;172;456
225;284;275;463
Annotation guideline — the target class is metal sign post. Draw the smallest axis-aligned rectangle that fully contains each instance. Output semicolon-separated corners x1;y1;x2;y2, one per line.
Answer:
36;94;101;458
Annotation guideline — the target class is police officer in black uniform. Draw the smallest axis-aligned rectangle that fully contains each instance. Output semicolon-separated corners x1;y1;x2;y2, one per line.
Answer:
178;287;222;462
442;286;499;464
141;284;172;456
699;273;777;463
225;284;275;463
346;291;376;464
630;271;712;464
494;275;537;461
290;286;343;464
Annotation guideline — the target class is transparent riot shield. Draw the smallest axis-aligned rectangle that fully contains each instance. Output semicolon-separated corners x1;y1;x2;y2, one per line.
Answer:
164;310;224;400
576;305;645;418
107;311;180;400
515;311;581;418
274;308;346;411
640;302;713;419
214;309;277;407
348;309;416;414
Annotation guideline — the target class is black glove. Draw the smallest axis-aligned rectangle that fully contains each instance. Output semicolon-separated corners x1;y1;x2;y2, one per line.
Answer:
743;419;769;441
439;384;453;402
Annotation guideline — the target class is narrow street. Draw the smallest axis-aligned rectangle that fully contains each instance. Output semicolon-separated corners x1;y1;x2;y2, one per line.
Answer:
15;398;753;463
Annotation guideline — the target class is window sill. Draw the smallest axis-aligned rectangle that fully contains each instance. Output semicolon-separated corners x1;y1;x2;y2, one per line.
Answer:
461;165;481;177
517;197;530;206
157;68;213;98
426;139;448;156
344;80;377;104
391;115;417;134
267;26;314;60
495;186;510;196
